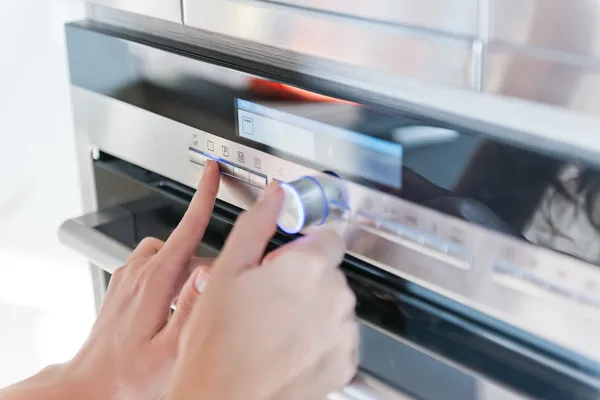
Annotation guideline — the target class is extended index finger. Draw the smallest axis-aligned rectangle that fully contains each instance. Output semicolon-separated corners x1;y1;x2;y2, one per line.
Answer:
159;160;220;265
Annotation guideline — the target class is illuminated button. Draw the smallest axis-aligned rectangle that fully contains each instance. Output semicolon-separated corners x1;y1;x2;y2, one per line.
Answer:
249;172;267;188
233;167;250;182
188;150;205;166
218;161;234;176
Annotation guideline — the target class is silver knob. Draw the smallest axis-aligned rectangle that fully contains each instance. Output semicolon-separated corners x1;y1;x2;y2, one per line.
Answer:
277;176;344;234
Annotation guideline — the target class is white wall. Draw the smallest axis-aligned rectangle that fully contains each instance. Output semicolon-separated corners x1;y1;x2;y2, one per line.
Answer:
0;0;96;387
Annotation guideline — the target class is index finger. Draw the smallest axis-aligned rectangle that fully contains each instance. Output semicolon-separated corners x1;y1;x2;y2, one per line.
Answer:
159;160;220;265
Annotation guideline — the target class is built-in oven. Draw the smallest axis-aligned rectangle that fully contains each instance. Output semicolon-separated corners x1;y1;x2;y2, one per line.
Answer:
59;13;600;400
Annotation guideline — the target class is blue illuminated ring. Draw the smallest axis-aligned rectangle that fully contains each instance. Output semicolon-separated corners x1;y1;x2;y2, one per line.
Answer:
277;182;306;234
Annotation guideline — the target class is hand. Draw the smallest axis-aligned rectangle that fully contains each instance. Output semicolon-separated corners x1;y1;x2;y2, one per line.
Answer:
167;182;359;400
63;160;221;399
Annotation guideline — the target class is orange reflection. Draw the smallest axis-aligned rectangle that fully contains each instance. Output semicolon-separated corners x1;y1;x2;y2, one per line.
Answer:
249;78;359;105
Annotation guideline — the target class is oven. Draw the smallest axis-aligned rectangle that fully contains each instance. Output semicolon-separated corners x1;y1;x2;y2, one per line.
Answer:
59;6;600;400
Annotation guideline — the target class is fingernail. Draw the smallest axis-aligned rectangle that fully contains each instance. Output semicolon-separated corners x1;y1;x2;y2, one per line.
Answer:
205;159;217;171
258;182;281;203
194;269;209;294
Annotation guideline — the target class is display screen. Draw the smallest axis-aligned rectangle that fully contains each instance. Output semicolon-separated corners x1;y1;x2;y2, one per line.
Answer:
235;99;404;188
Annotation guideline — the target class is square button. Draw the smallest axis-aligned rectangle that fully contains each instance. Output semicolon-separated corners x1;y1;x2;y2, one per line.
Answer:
254;157;262;169
218;162;234;176
233;167;250;182
250;173;267;188
222;146;230;157
207;140;214;152
188;150;205;166
238;151;245;164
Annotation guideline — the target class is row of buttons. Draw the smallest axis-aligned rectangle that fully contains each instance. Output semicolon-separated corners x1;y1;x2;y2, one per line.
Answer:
356;211;473;270
494;262;600;310
188;149;267;188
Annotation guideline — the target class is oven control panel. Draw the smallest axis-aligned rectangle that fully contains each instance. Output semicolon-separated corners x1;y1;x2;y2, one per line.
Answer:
187;130;600;364
188;148;267;188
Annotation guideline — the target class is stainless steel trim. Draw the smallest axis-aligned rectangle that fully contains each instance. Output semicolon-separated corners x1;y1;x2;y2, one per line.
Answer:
87;0;183;24
484;43;600;116
264;0;480;37
489;0;600;59
182;0;476;88
71;86;600;363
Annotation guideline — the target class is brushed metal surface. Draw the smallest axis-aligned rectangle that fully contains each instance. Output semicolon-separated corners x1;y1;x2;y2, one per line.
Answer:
182;0;476;88
71;85;600;364
265;0;480;37
484;44;600;115
490;0;600;59
88;0;183;23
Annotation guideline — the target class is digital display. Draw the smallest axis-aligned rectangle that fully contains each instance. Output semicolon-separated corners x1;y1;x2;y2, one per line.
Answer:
236;99;403;188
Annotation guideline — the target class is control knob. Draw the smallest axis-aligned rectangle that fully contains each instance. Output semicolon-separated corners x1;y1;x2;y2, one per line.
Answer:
277;175;345;234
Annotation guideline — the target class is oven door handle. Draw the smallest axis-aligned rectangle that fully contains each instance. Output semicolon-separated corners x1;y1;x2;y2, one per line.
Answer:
58;210;134;273
330;374;414;400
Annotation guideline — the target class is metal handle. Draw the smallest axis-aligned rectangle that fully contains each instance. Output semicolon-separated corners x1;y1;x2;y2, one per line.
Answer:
58;212;133;273
329;374;414;400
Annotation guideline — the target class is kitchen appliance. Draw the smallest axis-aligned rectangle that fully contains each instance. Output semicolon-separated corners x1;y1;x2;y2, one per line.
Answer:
60;3;600;399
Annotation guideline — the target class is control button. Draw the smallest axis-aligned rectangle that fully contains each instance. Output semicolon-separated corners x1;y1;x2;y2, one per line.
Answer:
445;244;473;265
218;161;234;176
356;212;379;229
277;176;343;234
233;167;250;182
384;221;423;244
494;262;518;275
249;172;267;188
329;200;350;221
207;140;215;152
222;146;230;157
254;157;262;169
423;236;445;252
188;150;206;166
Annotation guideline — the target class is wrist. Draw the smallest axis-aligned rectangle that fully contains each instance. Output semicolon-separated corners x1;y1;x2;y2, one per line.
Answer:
60;357;116;400
0;363;98;400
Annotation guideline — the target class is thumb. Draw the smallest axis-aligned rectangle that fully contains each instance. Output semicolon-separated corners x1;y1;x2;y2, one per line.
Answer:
164;266;210;340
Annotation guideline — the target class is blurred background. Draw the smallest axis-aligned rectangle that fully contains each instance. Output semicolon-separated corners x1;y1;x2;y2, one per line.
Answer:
0;0;97;387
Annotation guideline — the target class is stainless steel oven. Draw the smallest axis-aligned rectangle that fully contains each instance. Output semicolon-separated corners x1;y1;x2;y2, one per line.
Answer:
59;3;600;399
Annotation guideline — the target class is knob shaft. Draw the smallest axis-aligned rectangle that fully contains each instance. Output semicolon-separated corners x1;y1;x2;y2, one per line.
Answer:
277;176;346;234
